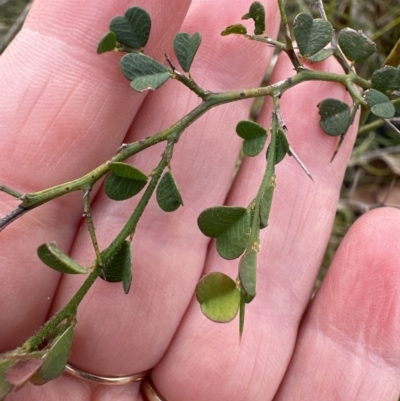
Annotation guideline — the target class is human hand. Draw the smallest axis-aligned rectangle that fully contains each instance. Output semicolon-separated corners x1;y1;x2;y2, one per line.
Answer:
1;0;400;400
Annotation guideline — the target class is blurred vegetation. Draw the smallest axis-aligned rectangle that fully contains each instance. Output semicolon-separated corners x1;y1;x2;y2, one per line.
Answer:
1;0;400;290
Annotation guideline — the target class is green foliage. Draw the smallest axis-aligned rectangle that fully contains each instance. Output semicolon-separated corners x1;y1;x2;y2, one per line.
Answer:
100;241;132;294
365;89;396;118
173;32;202;73
242;1;266;35
236;120;268;157
198;206;251;260
306;48;334;63
259;176;275;229
0;360;14;400
371;66;400;94
104;164;148;201
267;127;289;165
293;13;334;57
30;325;75;384
156;170;183;212
239;250;257;303
97;31;117;54
120;53;171;92
37;243;87;274
196;272;240;322
109;6;151;50
221;24;247;36
338;28;376;63
318;99;351;136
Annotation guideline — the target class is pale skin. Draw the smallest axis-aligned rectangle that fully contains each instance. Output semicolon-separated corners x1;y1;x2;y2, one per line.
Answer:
1;0;400;400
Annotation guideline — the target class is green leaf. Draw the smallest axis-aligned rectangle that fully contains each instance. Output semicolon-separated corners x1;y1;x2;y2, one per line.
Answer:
259;175;276;229
109;6;151;49
173;32;202;73
198;206;251;260
196;272;240;322
0;360;15;400
242;1;265;35
338;28;376;63
371;66;400;94
318;98;351;136
221;24;247;36
239;250;257;303
97;31;117;54
120;53;171;92
267;128;289;165
306;48;334;63
293;13;334;57
30;325;75;385
37;243;87;274
365;89;395;118
104;165;148;201
100;241;132;288
108;162;148;181
236;120;268;157
239;290;246;337
156;171;184;212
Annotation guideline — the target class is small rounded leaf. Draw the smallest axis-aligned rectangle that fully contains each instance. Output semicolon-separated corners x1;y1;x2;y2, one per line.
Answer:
221;24;247;36
236;120;268;157
30;325;74;385
318;98;351;136
97;31;117;54
196;272;240;322
338;28;376;63
104;166;148;201
108;163;148;181
293;13;334;57
239;250;257;303
242;1;266;35
259;176;275;229
156;171;184;212
100;241;132;288
120;53;171;92
371;66;400;94
109;6;151;49
173;32;202;73
365;89;395;118
37;243;87;274
267;128;289;165
198;206;251;260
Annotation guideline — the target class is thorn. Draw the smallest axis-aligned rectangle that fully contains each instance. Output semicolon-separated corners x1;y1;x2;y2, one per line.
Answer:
288;146;314;182
330;134;345;163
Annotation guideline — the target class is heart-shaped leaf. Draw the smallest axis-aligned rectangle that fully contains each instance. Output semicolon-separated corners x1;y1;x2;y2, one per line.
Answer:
196;272;240;322
242;1;265;35
259;175;276;229
221;24;248;36
156;171;183;212
97;31;117;54
239;250;257;303
173;32;202;73
365;89;395;118
30;325;75;385
37;243;87;274
307;48;334;63
198;206;251;260
318;98;351;136
104;164;148;201
371;66;400;94
338;28;376;63
100;241;132;290
109;6;151;49
236;120;268;157
120;53;171;92
267;127;289;165
293;13;334;57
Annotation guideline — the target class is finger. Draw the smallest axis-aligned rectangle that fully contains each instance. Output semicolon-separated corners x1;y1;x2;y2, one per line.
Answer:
0;0;191;349
150;53;359;400
47;0;279;378
274;207;400;400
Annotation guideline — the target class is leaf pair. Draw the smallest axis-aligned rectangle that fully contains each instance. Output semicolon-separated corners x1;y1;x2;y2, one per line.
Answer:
98;7;151;53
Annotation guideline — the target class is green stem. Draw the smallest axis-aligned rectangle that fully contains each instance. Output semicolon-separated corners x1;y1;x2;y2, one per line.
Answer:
0;185;23;199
